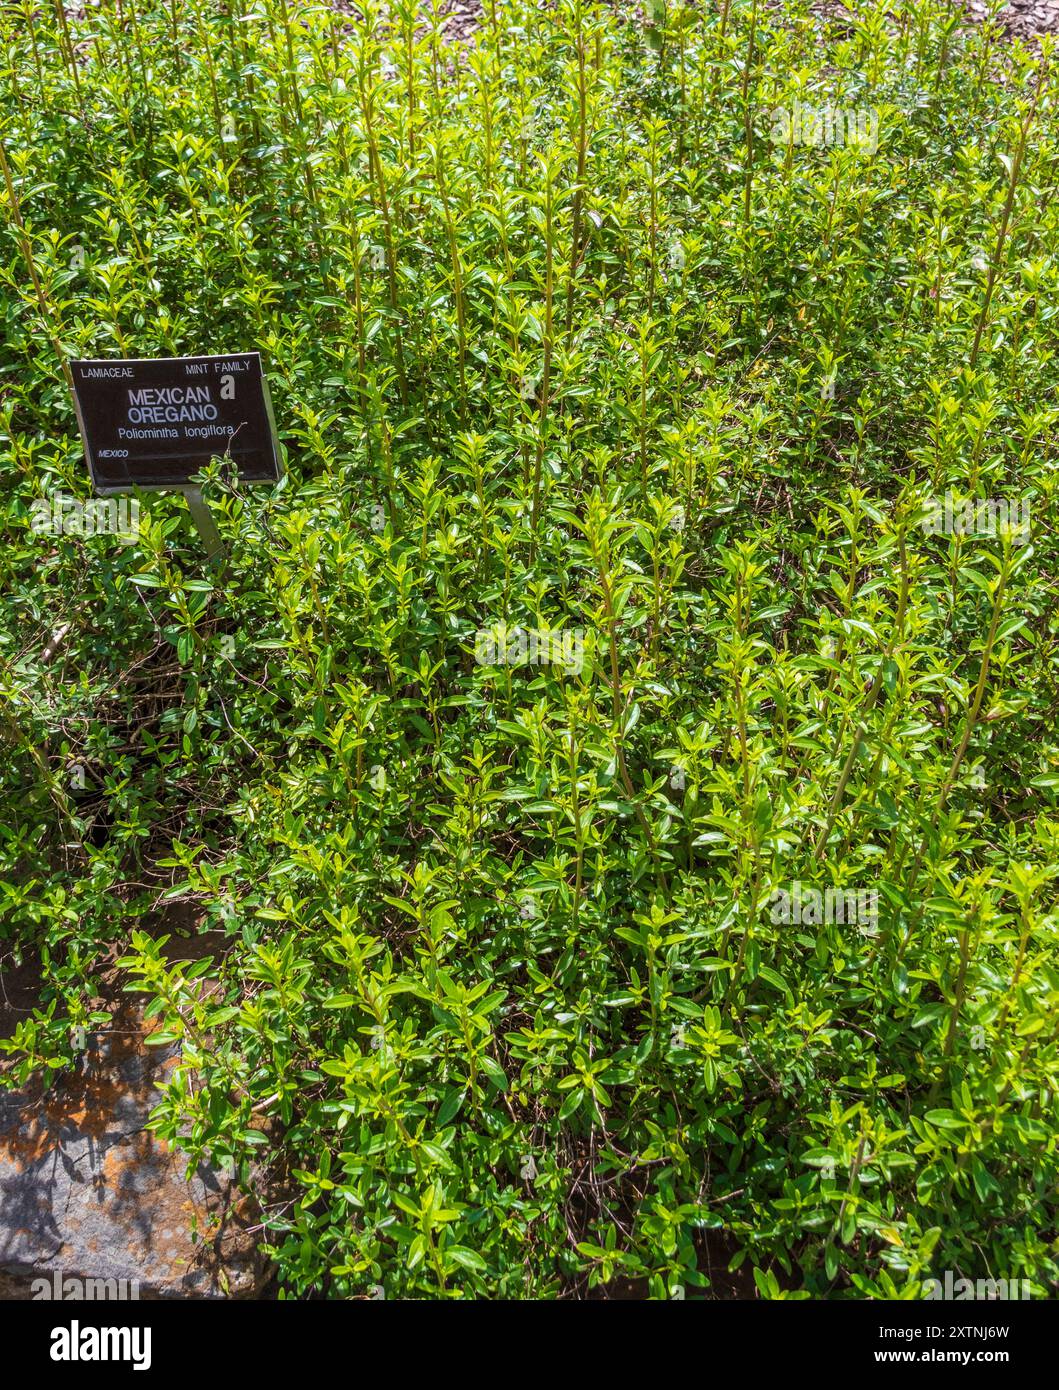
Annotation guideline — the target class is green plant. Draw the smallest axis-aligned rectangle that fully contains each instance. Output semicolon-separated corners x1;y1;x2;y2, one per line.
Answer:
1;0;1057;1300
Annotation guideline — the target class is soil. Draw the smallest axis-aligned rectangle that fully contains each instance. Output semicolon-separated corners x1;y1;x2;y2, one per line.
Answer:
963;0;1059;39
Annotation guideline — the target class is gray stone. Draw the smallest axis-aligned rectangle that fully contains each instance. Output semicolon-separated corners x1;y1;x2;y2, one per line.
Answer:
0;999;262;1299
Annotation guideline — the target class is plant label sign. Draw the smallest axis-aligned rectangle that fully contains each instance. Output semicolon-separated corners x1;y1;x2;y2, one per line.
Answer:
69;353;282;494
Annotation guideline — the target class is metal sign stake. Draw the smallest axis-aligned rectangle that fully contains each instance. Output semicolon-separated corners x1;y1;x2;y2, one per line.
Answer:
182;486;225;564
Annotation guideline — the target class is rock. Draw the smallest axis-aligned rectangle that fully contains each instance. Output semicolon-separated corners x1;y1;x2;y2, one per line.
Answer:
0;999;263;1300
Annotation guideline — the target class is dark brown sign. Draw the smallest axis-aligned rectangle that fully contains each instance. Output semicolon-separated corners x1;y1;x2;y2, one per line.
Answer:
69;353;282;493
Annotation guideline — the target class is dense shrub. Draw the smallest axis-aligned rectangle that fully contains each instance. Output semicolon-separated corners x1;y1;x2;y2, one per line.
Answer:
1;0;1057;1297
